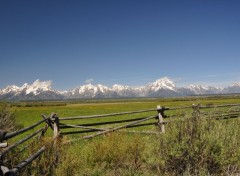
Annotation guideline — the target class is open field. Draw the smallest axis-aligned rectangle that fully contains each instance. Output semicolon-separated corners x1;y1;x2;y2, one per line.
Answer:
3;95;240;125
1;95;240;175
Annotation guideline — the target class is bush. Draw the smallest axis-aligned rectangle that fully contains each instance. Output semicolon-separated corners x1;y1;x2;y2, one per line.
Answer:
157;113;240;175
0;104;61;176
55;111;240;175
55;134;151;176
0;104;21;132
22;137;62;176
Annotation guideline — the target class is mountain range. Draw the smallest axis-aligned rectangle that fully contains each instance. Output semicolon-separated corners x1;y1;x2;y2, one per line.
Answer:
1;77;240;100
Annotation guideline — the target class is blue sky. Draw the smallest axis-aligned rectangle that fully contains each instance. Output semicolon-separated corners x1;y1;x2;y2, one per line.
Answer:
1;0;240;90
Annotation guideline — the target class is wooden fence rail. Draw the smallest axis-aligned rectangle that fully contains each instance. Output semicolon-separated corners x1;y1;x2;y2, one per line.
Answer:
59;116;152;128
83;115;158;139
0;127;46;158
59;108;157;120
59;103;240;143
61;122;158;135
1;119;47;142
0;114;60;176
4;133;60;176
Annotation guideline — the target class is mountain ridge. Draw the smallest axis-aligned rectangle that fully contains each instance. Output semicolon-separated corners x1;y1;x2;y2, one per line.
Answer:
1;77;240;100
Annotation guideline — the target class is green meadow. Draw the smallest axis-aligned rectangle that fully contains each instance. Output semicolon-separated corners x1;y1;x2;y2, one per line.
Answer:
2;95;240;175
6;95;240;126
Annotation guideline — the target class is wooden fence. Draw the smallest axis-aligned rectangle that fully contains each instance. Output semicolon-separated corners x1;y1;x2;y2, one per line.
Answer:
1;103;240;175
58;103;240;141
0;113;60;176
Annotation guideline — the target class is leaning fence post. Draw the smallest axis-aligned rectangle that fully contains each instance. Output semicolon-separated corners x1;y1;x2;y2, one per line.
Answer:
157;105;165;133
0;130;7;143
0;143;7;148
192;104;201;118
53;117;60;139
53;117;60;147
52;114;61;166
0;130;7;149
0;165;10;176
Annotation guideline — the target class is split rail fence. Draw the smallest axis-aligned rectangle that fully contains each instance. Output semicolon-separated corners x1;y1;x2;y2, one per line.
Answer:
1;103;240;175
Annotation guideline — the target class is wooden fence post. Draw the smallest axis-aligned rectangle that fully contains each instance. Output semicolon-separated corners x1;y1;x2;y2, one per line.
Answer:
0;143;7;148
192;104;201;118
52;114;60;167
53;117;60;138
0;130;7;143
53;116;60;147
0;165;10;176
157;105;165;133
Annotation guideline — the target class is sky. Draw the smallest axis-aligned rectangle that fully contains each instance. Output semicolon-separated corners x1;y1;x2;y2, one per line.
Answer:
0;0;240;90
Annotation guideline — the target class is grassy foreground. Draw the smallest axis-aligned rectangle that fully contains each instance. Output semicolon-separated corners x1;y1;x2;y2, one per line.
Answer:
1;96;240;175
56;118;240;175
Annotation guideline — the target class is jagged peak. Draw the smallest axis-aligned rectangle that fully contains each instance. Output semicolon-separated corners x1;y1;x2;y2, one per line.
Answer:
6;85;20;89
2;77;240;100
21;83;29;89
188;84;223;90
232;82;240;87
153;77;174;85
0;79;53;96
148;77;175;91
1;85;21;94
112;84;130;90
30;79;52;90
78;83;108;89
188;84;208;89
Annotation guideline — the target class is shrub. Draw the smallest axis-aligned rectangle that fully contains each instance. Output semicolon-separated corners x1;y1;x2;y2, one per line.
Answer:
157;113;240;175
55;110;240;175
0;104;61;176
55;134;152;176
0;104;21;132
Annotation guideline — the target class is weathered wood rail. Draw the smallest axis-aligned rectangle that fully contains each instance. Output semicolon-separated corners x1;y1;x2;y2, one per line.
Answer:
0;114;60;176
1;103;240;175
58;103;240;143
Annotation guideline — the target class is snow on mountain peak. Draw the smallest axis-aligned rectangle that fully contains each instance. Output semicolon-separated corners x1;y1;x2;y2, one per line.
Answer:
21;83;28;88
75;83;110;97
31;79;52;90
96;84;109;93
2;77;240;100
112;84;130;91
232;83;240;87
24;79;52;95
149;77;175;91
188;84;223;94
188;84;208;90
0;85;21;94
0;79;53;96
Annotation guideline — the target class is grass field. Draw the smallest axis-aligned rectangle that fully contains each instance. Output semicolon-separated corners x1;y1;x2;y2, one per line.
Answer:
2;95;240;175
5;95;240;126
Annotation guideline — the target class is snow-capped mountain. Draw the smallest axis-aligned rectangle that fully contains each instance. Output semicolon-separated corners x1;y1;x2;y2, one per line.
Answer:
144;77;178;97
0;79;63;100
222;83;240;94
112;84;137;97
0;79;52;95
1;77;240;100
147;77;176;91
187;85;223;95
68;84;114;98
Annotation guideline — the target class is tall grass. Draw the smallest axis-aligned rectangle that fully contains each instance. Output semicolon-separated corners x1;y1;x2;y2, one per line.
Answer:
0;104;62;176
56;111;240;175
55;134;153;176
0;104;22;132
3;97;240;175
157;113;240;175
